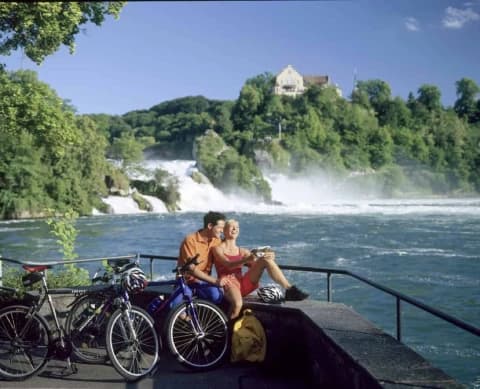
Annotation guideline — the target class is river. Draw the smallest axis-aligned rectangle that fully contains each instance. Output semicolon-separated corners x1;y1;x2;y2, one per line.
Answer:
1;200;479;387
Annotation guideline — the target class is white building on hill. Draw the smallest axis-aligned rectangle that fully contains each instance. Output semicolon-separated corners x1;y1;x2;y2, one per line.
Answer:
274;65;342;97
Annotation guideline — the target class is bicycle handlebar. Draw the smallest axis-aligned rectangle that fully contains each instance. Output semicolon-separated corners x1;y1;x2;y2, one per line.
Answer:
173;254;201;274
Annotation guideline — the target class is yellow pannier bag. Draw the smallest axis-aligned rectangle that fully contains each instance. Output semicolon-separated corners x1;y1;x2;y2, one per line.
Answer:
231;308;266;362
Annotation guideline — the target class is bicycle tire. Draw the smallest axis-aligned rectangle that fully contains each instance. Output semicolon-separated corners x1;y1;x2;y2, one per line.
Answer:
105;306;159;381
0;305;51;380
166;299;229;370
65;294;110;363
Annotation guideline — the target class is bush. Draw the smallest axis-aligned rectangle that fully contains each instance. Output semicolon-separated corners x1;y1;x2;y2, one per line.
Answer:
195;130;272;201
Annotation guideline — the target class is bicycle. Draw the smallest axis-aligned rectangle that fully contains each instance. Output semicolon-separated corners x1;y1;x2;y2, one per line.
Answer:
64;258;135;364
147;254;229;370
0;264;78;380
65;258;160;381
104;264;159;381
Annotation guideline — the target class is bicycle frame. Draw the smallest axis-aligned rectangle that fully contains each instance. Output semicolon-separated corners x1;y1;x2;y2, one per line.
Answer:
148;273;214;337
19;267;76;372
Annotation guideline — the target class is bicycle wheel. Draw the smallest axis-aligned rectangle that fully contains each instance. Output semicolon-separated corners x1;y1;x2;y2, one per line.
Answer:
166;299;228;370
0;305;50;380
65;294;110;363
105;306;159;381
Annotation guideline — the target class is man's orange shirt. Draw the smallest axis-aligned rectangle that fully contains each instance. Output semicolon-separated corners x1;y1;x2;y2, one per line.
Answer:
178;229;221;283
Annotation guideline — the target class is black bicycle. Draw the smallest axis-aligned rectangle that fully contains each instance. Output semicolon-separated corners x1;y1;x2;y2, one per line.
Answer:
64;258;134;364
0;264;78;380
64;258;159;381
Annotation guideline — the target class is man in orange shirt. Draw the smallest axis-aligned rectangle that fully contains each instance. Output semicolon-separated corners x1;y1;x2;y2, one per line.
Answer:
171;211;226;308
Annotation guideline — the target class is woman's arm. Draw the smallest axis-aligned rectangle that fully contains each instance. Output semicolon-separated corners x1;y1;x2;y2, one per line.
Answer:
212;246;254;269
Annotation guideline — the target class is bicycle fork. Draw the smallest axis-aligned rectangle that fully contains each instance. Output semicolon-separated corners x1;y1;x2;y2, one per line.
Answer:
119;302;139;344
186;305;205;339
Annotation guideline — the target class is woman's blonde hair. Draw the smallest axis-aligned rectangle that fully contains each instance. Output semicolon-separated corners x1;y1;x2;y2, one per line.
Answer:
224;219;239;230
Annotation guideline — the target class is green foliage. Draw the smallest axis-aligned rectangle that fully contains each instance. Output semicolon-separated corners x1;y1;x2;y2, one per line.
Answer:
131;168;181;212
0;70;109;219
2;55;480;216
417;84;442;112
132;191;152;212
454;78;480;123
45;208;90;287
0;2;125;64
154;169;181;211
265;140;290;172
195;130;272;201
45;208;79;261
105;163;130;193
108;132;145;167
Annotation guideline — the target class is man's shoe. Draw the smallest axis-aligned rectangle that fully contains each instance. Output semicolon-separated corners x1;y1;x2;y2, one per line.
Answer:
285;285;309;301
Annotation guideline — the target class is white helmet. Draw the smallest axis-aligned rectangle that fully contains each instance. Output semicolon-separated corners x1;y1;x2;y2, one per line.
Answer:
257;285;284;303
121;267;148;294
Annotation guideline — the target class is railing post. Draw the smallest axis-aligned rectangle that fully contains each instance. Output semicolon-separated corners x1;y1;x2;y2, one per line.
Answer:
327;272;332;302
150;258;154;280
396;297;402;341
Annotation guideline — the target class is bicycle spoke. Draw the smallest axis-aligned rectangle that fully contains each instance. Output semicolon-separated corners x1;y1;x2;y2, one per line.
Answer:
0;307;49;379
168;300;228;370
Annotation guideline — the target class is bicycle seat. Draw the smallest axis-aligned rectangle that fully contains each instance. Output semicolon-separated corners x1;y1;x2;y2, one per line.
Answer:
22;264;51;273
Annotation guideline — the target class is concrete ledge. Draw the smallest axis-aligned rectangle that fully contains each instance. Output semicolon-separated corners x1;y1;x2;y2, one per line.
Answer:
243;298;464;389
1;291;464;388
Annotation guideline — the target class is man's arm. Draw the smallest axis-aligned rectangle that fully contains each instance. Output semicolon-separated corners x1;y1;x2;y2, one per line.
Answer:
191;267;220;285
178;236;197;265
179;235;221;286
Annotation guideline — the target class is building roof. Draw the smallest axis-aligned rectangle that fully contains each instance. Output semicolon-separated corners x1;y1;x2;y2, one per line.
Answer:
303;75;329;86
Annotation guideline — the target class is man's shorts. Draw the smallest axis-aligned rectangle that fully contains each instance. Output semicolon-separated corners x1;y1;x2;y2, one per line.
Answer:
221;270;258;297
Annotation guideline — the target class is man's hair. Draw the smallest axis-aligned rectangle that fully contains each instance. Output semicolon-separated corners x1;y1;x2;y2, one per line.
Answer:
203;211;226;228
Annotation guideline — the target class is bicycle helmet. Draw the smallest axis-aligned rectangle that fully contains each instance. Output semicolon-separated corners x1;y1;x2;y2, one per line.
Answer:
257;285;284;303
121;267;148;294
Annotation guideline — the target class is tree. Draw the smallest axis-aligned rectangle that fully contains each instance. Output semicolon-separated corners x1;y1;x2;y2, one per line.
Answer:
0;2;125;64
454;78;480;122
382;97;411;128
0;69;109;218
417;84;442;112
232;84;262;130
352;80;391;125
109;133;145;167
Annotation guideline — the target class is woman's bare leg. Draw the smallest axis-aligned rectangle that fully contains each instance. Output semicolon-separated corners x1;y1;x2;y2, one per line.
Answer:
224;286;243;320
248;257;291;289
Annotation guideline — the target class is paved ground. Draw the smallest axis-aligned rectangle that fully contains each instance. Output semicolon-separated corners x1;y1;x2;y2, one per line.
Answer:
0;351;309;389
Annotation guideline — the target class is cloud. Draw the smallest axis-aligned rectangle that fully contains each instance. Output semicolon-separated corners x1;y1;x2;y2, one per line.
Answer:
442;6;480;29
405;17;420;31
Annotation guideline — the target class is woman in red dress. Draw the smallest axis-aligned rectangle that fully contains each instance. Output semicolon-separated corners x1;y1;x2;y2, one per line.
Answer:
212;219;308;319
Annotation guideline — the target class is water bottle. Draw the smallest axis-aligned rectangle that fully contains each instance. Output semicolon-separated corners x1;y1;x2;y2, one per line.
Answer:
147;295;164;315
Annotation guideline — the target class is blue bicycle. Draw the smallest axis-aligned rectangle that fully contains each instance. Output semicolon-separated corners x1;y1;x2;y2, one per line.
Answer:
147;254;229;370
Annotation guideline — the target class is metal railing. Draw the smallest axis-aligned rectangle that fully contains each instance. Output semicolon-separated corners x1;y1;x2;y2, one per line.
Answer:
1;253;479;342
139;254;480;342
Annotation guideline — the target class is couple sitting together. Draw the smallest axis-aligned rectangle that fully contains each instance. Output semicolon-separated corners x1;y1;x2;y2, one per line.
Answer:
177;211;308;319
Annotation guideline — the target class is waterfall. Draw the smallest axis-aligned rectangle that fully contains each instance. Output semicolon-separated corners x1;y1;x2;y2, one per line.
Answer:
100;159;480;216
101;159;275;214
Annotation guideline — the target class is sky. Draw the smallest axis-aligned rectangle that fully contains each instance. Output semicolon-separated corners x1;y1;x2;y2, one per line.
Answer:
2;0;480;116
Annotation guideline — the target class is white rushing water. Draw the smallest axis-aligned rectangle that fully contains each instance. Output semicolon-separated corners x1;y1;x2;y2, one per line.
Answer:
101;159;480;216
